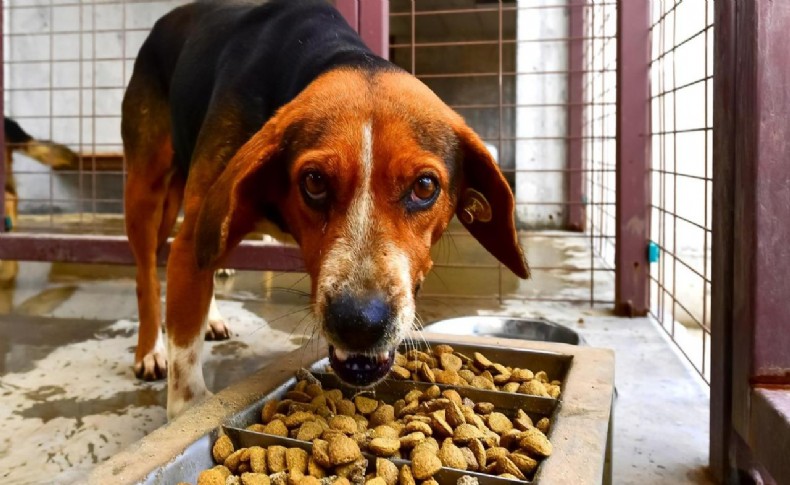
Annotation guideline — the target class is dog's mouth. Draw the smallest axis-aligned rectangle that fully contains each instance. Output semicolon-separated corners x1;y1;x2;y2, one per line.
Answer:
328;345;395;387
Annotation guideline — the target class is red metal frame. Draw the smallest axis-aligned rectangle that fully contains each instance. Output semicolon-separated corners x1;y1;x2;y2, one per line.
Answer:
334;0;389;61
712;1;790;482
335;0;359;32
730;3;790;389
566;1;586;231
0;0;5;235
359;0;389;61
614;0;650;316
710;0;735;480
0;233;304;271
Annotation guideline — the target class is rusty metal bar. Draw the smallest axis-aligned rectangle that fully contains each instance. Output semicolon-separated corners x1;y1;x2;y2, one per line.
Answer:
736;0;790;385
389;3;617;18
390;36;616;49
729;2;790;469
334;0;359;32
709;0;790;481
416;69;616;79
710;0;736;478
0;0;5;235
614;0;650;316
0;233;305;272
566;0;586;231
359;0;389;60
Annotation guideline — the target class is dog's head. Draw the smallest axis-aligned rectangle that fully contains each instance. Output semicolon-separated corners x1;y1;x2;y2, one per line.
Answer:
195;68;529;385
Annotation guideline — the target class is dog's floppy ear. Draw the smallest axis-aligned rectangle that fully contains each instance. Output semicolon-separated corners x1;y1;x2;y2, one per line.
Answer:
193;121;287;270
454;123;530;279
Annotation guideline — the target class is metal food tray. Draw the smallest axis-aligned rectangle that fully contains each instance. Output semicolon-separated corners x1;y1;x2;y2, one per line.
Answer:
88;333;615;485
226;340;571;431
221;371;560;484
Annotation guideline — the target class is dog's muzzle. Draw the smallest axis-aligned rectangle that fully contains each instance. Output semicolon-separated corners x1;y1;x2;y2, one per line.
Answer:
324;291;398;386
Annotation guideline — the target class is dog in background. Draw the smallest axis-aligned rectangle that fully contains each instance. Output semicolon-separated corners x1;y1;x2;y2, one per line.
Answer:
3;117;79;231
123;0;529;418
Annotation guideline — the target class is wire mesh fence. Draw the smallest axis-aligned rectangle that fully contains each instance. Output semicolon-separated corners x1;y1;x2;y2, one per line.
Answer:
390;0;616;304
582;0;617;298
2;0;621;304
3;0;185;233
648;0;713;382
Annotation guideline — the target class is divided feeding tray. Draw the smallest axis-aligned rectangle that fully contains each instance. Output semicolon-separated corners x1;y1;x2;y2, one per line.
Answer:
88;332;614;485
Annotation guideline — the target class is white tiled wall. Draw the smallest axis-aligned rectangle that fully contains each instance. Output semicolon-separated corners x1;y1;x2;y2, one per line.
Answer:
4;0;186;152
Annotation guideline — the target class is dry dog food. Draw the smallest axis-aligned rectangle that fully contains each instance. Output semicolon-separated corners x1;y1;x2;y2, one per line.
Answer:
250;378;548;481
390;346;562;399
190;439;484;485
191;353;556;485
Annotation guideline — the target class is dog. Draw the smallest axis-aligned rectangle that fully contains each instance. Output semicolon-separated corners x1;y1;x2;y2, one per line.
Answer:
3;117;79;231
122;0;530;418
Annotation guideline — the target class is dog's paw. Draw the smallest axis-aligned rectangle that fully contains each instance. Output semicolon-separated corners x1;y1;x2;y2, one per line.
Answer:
134;348;167;381
205;318;231;341
215;268;236;278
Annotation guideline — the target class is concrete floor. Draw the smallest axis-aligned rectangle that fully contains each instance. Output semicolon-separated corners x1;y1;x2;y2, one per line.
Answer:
0;231;713;484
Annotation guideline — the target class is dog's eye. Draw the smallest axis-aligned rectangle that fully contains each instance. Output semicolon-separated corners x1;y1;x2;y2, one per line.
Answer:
406;175;440;211
301;171;328;205
412;176;437;201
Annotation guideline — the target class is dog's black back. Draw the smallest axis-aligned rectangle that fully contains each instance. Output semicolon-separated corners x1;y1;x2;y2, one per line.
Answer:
134;0;391;172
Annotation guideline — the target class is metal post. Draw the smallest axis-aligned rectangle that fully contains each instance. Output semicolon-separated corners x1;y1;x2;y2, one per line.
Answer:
0;234;305;271
0;0;6;234
566;1;586;231
713;0;790;482
730;0;790;431
614;0;651;316
710;0;736;481
335;0;359;33
359;0;390;60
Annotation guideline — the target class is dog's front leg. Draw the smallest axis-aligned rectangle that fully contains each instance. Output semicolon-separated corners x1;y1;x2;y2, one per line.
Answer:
165;235;214;419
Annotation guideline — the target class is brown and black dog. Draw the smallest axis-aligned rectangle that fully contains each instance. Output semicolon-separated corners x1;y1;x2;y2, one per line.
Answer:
123;0;529;418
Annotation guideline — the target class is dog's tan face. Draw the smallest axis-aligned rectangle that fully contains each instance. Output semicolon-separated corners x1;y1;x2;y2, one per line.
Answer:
195;69;528;386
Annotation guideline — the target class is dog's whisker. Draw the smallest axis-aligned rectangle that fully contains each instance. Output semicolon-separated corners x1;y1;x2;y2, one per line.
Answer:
267;287;311;298
414;297;457;317
248;306;312;337
296;315;320;365
286;273;310;290
429;267;451;292
291;312;322;366
270;305;313;323
244;306;312;338
260;271;309;291
288;308;317;339
413;314;430;350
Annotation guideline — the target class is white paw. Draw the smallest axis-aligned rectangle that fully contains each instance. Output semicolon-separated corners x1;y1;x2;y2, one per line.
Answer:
205;294;230;340
205;318;230;340
215;268;236;278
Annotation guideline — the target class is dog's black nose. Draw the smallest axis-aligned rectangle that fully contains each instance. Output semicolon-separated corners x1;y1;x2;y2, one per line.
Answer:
324;291;393;351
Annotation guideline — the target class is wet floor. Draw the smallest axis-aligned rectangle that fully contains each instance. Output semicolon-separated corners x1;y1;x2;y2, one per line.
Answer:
0;229;710;484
